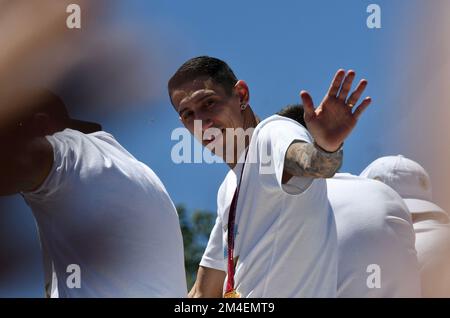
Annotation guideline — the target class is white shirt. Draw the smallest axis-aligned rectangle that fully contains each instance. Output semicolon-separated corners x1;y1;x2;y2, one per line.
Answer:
327;174;421;297
414;216;450;297
23;129;187;298
200;115;338;298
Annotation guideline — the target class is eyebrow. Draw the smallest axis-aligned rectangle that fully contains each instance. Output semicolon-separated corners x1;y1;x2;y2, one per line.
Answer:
178;92;216;116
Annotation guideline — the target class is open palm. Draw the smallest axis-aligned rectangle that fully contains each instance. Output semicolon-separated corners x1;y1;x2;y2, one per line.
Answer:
301;69;372;152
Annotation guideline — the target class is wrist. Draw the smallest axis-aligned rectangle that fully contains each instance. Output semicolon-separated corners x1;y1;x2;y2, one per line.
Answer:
314;141;343;154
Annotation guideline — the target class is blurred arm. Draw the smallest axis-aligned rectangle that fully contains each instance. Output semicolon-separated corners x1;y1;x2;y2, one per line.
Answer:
189;266;226;298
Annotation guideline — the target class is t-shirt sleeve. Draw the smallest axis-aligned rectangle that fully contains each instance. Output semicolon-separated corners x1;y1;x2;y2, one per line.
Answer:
26;129;85;197
200;216;226;272
256;117;313;191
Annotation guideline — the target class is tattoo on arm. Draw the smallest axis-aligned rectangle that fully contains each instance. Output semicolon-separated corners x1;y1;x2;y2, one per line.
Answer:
284;141;343;179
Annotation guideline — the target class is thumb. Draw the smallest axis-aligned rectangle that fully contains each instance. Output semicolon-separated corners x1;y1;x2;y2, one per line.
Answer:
300;90;315;122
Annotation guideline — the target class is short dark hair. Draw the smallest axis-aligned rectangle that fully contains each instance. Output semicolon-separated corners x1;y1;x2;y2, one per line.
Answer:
277;104;306;127
168;56;238;97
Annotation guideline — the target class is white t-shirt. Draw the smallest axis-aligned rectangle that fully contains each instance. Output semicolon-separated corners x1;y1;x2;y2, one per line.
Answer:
327;174;420;297
200;115;338;298
414;216;450;297
23;129;187;298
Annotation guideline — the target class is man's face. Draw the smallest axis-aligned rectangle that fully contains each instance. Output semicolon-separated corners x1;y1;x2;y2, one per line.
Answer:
170;77;246;156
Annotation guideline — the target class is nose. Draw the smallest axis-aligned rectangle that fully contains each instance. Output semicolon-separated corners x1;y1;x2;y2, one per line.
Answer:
195;112;214;131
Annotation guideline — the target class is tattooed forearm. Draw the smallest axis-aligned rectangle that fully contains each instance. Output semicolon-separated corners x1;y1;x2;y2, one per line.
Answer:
284;141;343;178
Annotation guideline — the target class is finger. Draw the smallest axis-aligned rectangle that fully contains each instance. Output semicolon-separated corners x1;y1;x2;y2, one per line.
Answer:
353;97;372;120
346;79;368;106
300;90;315;121
327;69;346;97
337;70;356;101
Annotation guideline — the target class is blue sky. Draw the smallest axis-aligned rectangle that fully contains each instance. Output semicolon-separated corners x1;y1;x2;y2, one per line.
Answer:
0;0;424;297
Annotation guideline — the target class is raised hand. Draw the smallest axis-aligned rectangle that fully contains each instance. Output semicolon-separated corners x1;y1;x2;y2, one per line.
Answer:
300;69;371;152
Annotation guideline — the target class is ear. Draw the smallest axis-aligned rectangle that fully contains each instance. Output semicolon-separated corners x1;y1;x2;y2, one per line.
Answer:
234;80;250;105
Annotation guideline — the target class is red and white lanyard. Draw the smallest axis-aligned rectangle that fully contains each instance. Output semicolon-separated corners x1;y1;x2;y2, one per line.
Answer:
224;151;247;298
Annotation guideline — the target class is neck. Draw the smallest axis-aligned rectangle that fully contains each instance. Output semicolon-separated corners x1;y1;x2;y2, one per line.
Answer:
227;106;259;170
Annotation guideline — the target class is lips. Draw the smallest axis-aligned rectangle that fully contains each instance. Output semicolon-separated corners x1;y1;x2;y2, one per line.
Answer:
203;128;225;146
204;134;216;145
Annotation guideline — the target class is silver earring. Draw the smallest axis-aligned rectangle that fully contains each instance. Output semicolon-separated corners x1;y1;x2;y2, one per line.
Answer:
240;103;248;110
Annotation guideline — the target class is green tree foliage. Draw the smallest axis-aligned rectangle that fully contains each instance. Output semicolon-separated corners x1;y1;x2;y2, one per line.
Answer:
176;204;215;289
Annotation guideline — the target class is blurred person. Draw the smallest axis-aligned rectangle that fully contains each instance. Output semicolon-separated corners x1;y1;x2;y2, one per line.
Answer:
361;155;450;297
0;0;184;297
0;0;160;129
274;104;421;297
0;89;187;297
168;56;372;297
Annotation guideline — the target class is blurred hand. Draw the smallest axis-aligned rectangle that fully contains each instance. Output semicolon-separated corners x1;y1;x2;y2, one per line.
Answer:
0;0;160;129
